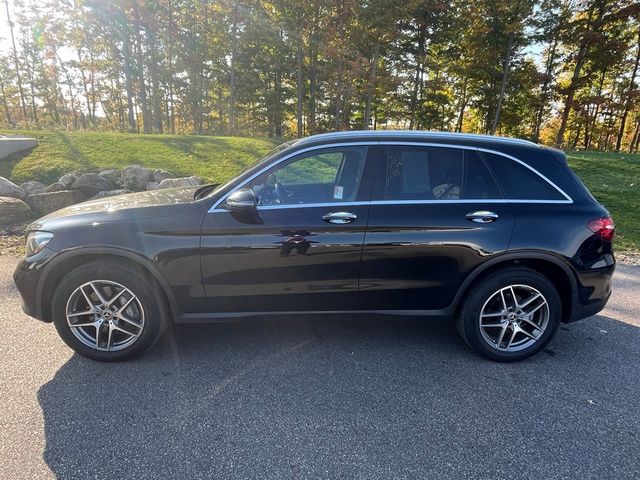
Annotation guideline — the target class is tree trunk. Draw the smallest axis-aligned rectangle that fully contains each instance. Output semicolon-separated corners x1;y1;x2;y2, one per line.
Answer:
616;29;640;151
0;72;14;126
77;49;94;127
120;11;137;132
533;37;559;142
409;14;427;130
363;41;380;130
296;25;304;138
56;51;78;130
490;33;515;134
4;0;28;124
133;4;151;133
229;2;239;135
455;79;468;132
308;4;319;134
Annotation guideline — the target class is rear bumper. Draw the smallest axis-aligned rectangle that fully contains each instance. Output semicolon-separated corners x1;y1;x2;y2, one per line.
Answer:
566;264;615;323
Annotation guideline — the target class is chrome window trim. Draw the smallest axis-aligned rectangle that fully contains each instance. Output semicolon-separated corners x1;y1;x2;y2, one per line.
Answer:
208;140;572;214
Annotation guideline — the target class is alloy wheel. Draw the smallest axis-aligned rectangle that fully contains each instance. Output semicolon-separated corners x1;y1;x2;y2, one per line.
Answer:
478;284;549;352
65;280;145;352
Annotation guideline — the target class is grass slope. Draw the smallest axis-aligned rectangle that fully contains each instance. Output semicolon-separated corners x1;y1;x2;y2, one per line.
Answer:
1;131;638;250
0;130;279;186
567;151;639;251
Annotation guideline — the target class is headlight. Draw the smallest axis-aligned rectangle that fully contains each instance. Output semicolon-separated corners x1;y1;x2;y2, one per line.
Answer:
25;231;54;257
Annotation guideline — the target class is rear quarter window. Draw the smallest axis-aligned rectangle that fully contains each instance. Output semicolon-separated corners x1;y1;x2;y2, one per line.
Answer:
480;152;566;201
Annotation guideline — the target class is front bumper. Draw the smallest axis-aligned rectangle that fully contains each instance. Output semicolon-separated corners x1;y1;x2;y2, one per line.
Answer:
13;248;55;322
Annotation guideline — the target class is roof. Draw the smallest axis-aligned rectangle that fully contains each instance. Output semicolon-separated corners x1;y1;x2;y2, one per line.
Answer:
293;130;538;148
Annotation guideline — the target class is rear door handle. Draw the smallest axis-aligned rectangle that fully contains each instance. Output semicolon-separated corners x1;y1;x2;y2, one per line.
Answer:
465;211;499;223
322;212;357;224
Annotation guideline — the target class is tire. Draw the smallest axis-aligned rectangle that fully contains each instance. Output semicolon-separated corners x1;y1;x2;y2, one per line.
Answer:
51;261;170;361
456;267;561;362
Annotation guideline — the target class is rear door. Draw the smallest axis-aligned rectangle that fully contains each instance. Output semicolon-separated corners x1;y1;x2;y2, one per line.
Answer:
359;144;516;312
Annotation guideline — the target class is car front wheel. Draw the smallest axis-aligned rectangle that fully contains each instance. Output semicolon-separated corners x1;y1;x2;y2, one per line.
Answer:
52;261;169;361
457;267;561;361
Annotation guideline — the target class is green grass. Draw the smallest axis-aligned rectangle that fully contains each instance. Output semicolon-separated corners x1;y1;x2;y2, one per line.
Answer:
1;131;638;250
567;151;640;252
0;130;280;186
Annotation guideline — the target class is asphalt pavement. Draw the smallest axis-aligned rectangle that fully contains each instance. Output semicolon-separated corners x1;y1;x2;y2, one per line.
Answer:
0;255;639;480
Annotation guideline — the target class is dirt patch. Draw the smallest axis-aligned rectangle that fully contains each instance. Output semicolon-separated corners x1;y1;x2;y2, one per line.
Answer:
0;222;28;257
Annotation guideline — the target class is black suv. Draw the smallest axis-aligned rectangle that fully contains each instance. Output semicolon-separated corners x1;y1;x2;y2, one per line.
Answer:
14;131;615;362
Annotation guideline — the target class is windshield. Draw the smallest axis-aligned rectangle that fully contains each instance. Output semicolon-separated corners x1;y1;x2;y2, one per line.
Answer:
208;140;297;198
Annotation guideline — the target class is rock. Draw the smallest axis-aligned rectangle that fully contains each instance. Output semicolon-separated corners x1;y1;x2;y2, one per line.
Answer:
71;173;115;197
20;180;47;195
99;169;122;185
146;182;159;190
26;190;87;216
89;189;129;200
156;176;203;189
0;176;27;200
0;196;32;225
153;169;174;183
58;172;77;188
44;183;65;193
122;165;153;191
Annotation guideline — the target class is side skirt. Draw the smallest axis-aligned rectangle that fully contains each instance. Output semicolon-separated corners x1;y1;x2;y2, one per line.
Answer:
175;309;454;324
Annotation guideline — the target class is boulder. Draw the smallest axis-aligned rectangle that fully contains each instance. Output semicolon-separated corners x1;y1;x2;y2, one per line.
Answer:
71;173;115;197
0;197;32;225
122;165;153;191
89;189;129;200
26;190;87;217
44;183;65;193
99;169;122;185
20;180;47;195
146;182;159;190
153;169;175;183
0;176;27;200
58;172;77;188
156;176;203;189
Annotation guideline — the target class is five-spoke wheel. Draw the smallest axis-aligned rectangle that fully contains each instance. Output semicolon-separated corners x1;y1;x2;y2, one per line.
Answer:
53;261;168;361
66;280;145;352
479;284;549;352
457;267;560;361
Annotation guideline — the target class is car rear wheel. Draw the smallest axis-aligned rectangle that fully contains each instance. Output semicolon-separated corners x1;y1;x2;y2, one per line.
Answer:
457;267;561;361
52;261;170;361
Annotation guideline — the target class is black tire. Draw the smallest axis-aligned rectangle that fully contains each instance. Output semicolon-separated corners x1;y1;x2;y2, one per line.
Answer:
52;261;170;362
456;267;561;362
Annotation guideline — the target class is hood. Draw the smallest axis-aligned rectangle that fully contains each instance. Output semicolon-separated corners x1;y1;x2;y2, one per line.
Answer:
29;187;200;231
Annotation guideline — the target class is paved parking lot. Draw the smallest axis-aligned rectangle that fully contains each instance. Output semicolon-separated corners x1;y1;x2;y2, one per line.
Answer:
1;255;639;479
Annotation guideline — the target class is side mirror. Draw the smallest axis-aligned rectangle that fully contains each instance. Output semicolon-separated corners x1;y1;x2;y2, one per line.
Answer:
226;188;262;224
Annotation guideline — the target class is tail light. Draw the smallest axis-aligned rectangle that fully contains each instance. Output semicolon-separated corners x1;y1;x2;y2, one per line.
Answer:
587;217;615;241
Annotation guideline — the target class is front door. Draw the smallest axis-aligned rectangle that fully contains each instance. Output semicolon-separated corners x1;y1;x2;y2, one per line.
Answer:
201;144;374;313
359;144;516;312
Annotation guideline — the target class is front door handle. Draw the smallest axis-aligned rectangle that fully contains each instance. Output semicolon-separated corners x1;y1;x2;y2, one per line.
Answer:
322;211;357;224
465;210;499;223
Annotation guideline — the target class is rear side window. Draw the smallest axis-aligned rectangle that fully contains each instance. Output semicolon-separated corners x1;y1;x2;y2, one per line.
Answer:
383;146;502;200
481;152;565;200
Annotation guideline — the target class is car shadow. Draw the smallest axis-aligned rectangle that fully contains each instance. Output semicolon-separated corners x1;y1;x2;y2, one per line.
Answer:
38;314;640;479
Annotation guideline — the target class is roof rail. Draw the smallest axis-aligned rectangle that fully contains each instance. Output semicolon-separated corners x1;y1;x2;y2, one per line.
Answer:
295;130;538;147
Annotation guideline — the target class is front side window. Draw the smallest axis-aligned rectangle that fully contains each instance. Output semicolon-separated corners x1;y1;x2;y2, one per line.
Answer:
383;146;502;201
248;147;367;206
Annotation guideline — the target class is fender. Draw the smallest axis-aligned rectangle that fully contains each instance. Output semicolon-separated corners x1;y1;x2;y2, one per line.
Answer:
36;246;181;321
449;250;578;312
